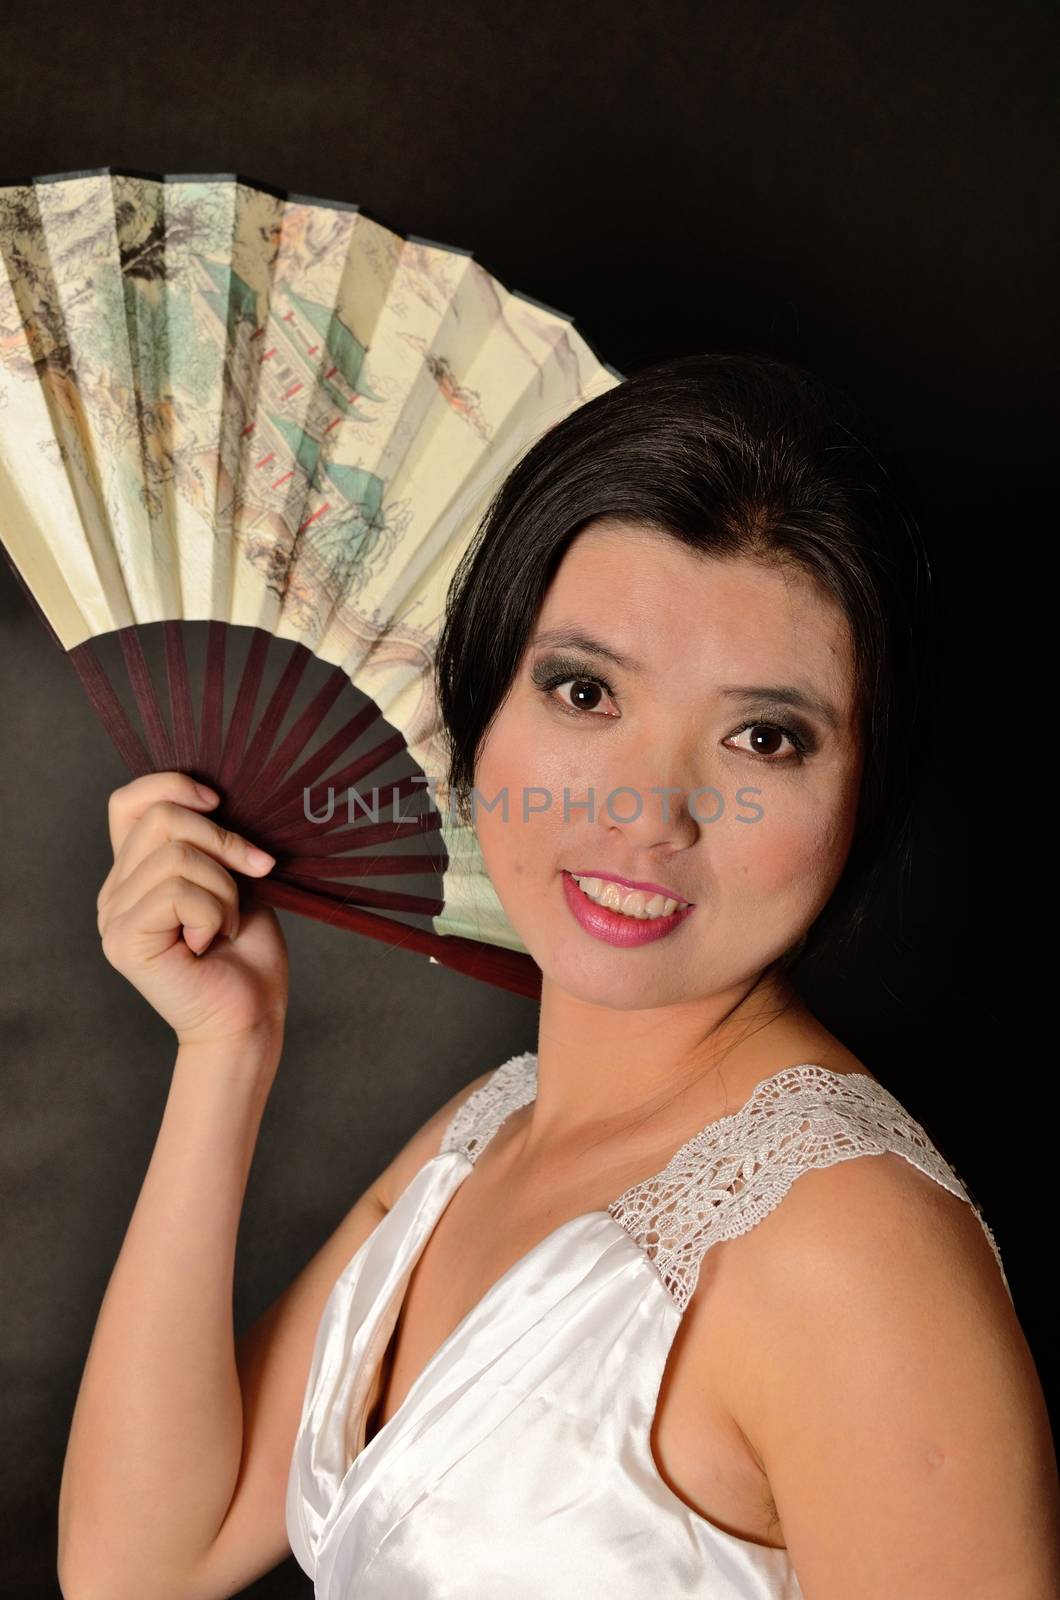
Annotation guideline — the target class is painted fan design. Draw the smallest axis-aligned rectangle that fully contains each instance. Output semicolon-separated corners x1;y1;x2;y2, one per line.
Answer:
0;167;623;998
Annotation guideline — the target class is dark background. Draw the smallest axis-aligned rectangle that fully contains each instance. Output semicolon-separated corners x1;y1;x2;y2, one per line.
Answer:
1;2;1055;1595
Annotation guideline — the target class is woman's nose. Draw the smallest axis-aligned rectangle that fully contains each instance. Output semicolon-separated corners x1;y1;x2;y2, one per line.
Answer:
593;769;703;853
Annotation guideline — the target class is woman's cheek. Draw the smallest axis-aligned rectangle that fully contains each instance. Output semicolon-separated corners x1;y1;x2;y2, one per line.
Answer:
731;788;854;908
478;729;590;840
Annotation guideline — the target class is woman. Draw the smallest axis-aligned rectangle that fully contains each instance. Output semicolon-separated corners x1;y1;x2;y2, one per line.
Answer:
58;355;1059;1600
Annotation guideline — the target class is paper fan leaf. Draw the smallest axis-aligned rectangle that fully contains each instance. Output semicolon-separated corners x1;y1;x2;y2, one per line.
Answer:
0;167;625;996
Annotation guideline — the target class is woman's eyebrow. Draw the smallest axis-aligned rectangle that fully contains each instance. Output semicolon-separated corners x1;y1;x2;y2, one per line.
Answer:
531;629;840;729
531;628;641;671
717;684;841;729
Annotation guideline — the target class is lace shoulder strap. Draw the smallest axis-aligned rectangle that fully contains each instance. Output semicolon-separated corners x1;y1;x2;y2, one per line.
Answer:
439;1051;539;1164
607;1063;1012;1314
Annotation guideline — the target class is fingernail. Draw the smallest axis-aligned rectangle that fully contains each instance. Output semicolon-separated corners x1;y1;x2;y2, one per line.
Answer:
246;846;275;871
195;783;219;803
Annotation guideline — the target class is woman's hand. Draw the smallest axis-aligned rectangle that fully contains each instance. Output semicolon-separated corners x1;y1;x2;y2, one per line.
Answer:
95;772;290;1050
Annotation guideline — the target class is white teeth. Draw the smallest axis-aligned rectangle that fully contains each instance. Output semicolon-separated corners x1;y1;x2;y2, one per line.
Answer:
570;873;689;920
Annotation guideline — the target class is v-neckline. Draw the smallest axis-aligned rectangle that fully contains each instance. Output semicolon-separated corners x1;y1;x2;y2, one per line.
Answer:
355;1168;618;1462
350;1058;863;1469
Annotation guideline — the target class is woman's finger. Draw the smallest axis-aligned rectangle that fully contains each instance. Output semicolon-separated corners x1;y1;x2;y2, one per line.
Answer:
106;772;220;860
98;840;245;945
99;794;274;922
100;875;234;969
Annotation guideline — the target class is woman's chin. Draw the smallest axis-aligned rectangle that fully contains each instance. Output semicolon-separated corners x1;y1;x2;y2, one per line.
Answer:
531;933;704;1009
501;882;713;1007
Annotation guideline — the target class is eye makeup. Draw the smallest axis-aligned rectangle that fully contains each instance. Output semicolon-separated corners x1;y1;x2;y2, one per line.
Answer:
528;651;821;764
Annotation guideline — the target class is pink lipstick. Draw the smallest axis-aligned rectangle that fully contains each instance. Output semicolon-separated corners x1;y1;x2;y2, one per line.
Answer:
561;869;696;948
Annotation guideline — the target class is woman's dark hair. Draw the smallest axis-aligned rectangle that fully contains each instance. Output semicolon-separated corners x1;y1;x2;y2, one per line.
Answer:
433;351;934;974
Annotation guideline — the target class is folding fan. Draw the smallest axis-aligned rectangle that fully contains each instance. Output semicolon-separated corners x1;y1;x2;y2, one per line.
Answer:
0;167;624;999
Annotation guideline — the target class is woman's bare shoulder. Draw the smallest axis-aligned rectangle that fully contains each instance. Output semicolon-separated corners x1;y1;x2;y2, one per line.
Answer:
686;1073;1053;1598
683;1049;1014;1435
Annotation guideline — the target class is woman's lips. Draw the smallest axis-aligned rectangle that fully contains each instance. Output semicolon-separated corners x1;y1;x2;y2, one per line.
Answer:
560;869;696;948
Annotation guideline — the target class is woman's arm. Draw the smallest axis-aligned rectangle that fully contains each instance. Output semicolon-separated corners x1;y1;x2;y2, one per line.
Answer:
57;1032;284;1599
717;1152;1060;1599
57;770;294;1600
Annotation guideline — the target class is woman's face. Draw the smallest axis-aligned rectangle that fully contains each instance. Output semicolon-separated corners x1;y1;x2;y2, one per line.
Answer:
471;519;864;1010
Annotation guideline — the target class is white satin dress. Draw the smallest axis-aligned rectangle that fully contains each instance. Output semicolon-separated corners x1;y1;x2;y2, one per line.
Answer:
286;1052;1011;1598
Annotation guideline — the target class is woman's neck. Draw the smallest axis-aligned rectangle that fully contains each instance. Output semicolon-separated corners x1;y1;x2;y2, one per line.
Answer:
517;962;809;1164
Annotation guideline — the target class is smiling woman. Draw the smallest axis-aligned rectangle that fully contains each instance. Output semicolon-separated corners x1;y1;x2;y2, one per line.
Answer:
286;353;1060;1598
470;534;863;995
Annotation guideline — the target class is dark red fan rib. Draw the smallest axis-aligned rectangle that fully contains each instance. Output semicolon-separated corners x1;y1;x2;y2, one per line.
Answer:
163;622;198;770
218;627;270;793
68;641;153;775
120;627;177;770
254;875;541;1000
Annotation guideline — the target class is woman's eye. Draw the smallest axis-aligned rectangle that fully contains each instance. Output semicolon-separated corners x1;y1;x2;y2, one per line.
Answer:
535;670;808;761
549;676;619;717
726;722;805;763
